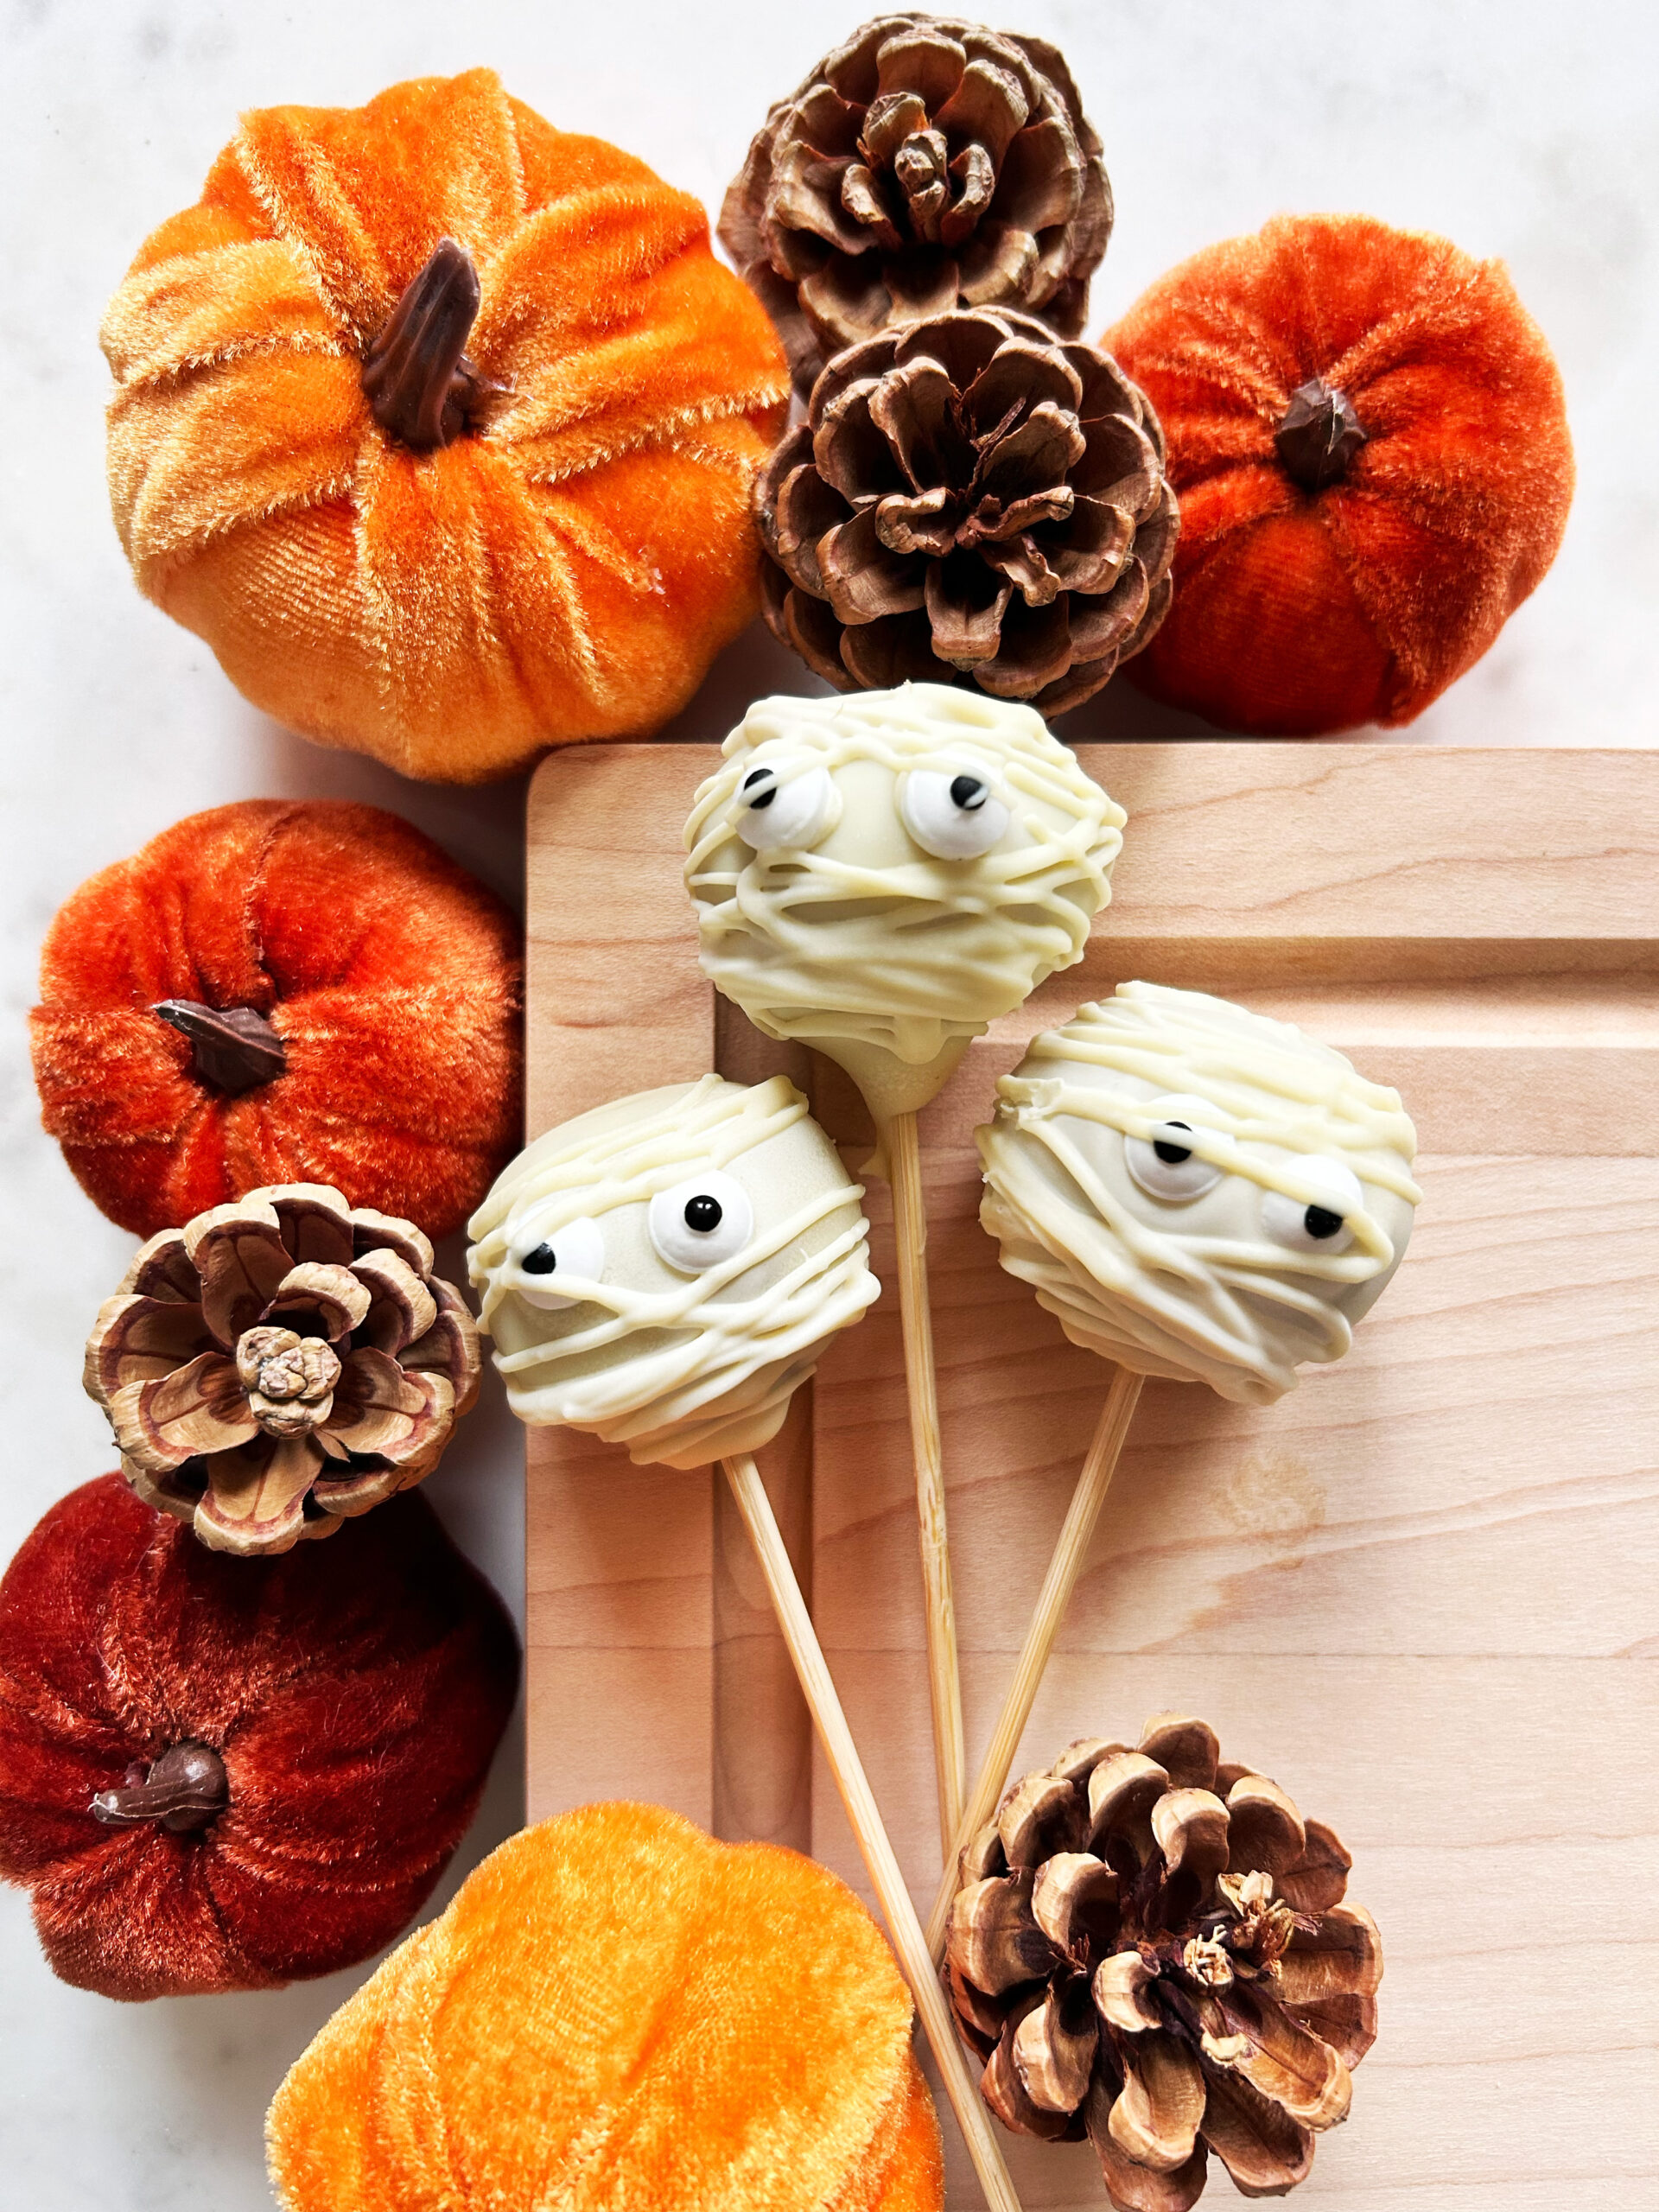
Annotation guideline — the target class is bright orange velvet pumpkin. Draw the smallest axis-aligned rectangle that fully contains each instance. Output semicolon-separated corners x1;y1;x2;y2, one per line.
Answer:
1103;213;1573;734
101;69;791;781
30;800;521;1240
268;1802;944;2212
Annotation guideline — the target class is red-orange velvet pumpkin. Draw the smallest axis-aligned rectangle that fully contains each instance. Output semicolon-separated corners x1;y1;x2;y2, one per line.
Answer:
30;800;521;1241
1103;213;1573;733
0;1474;518;2000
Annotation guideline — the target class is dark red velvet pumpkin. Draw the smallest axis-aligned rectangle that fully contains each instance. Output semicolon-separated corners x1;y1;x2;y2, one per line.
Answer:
0;1474;518;2000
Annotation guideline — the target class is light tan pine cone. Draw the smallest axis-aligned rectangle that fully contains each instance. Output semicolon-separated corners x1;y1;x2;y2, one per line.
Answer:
755;307;1177;715
720;15;1112;394
946;1716;1381;2209
85;1183;480;1555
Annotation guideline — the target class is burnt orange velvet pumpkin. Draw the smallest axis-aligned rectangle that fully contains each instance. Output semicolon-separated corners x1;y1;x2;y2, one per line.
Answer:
0;1475;518;2000
30;800;521;1241
1103;213;1573;734
101;68;791;781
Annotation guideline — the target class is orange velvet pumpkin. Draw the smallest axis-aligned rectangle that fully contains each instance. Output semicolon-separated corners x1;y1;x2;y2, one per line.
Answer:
30;800;521;1241
101;68;791;782
268;1802;943;2212
0;1475;518;2000
1103;213;1573;734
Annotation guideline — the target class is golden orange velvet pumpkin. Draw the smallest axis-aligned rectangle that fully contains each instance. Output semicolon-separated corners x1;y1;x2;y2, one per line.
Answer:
1104;213;1573;734
102;69;791;782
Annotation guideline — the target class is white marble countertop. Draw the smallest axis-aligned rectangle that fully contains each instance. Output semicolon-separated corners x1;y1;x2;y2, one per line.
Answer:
3;2;1656;2203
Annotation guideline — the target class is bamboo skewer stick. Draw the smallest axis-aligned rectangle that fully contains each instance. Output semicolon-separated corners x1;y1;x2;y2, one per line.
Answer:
924;1366;1145;1963
722;1452;1023;2212
887;1106;966;1853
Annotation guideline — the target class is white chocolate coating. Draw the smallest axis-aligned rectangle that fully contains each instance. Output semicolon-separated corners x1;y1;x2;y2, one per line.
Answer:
467;1077;879;1469
685;684;1124;1123
977;984;1421;1405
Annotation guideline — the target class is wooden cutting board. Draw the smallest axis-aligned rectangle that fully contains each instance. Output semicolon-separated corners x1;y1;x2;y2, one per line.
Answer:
523;740;1659;2210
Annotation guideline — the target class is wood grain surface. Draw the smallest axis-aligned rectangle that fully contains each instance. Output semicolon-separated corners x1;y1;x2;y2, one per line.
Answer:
524;741;1659;2209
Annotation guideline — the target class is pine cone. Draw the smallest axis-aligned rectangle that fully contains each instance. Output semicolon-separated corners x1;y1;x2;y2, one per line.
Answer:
85;1184;480;1556
755;308;1177;716
720;15;1112;394
946;1717;1381;2209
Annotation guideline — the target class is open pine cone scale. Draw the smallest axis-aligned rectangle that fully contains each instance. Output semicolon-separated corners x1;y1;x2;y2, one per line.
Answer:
85;1183;480;1555
946;1716;1380;2209
758;308;1177;715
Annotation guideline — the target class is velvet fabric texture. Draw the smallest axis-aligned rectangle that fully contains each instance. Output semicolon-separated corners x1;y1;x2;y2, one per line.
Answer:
0;1475;519;2000
268;1802;944;2212
1104;213;1573;734
31;800;522;1241
102;68;791;781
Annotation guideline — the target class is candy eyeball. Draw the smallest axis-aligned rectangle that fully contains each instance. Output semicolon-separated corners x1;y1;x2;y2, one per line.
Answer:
1124;1094;1228;1201
1260;1158;1366;1255
899;765;1011;859
734;761;840;851
512;1212;606;1310
648;1170;755;1273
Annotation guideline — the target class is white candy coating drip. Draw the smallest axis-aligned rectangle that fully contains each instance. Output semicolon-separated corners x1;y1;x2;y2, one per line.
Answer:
684;685;1123;1103
467;1076;879;1469
978;983;1422;1404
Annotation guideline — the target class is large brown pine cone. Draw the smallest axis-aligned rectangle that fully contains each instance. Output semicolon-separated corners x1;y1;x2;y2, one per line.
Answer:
720;15;1111;394
755;308;1177;716
85;1183;480;1555
946;1717;1381;2209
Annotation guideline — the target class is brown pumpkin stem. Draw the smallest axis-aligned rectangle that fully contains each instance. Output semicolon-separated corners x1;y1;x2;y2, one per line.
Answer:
153;1000;287;1094
1274;377;1368;492
361;238;499;450
91;1743;229;1834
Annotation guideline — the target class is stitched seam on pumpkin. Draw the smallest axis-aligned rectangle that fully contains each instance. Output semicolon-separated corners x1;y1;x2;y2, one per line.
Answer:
241;805;297;1026
116;328;354;394
531;1844;714;2212
1325;258;1490;395
135;466;364;571
350;462;405;740
501;75;529;225
231;124;370;346
511;382;788;487
344;442;550;767
1310;495;1411;695
480;482;572;725
0;1661;108;1752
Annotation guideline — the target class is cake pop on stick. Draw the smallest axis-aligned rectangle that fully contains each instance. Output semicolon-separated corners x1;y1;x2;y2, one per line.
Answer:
925;982;1421;1960
468;1073;1025;2212
686;684;1125;1850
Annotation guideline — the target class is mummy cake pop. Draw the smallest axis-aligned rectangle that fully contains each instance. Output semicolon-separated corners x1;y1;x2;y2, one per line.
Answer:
465;1071;1024;2212
686;681;1124;1848
467;1075;879;1469
923;982;1422;1961
683;683;1124;1129
977;982;1421;1404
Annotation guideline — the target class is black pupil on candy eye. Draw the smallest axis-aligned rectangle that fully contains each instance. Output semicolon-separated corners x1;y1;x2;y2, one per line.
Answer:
523;1243;558;1274
743;770;777;810
683;1195;723;1233
1304;1205;1344;1240
950;775;987;810
1153;1121;1193;1166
